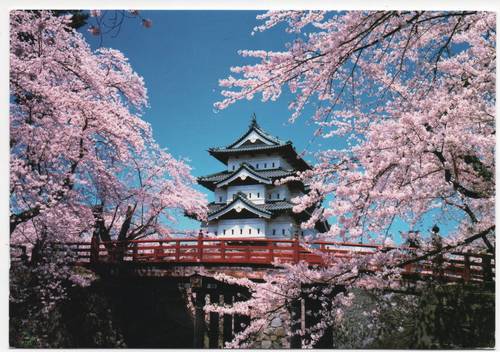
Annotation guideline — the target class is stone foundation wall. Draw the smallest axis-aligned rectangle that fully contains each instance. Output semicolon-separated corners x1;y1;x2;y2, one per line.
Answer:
251;310;290;348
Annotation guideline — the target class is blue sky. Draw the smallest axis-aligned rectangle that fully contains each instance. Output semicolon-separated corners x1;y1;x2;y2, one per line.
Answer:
82;10;331;229
80;10;458;241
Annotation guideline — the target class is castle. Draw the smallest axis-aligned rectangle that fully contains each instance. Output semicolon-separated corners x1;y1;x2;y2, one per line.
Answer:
197;115;328;239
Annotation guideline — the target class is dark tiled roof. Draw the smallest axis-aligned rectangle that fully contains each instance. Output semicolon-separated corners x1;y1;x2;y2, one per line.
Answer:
209;143;311;171
226;115;286;148
261;201;295;211
209;142;292;154
258;169;297;179
207;200;294;216
198;167;296;183
207;193;273;220
207;202;226;214
216;163;272;185
198;171;231;183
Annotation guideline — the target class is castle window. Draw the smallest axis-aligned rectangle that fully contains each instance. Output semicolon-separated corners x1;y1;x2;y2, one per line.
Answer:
282;229;285;235
231;229;234;235
257;228;260;234
256;163;259;169
223;229;226;235
264;163;267;168
240;228;243;235
219;196;222;202
273;229;276;235
232;165;235;170
248;228;252;234
272;162;275;167
248;193;251;198
215;231;217;236
276;193;280;199
257;192;260;198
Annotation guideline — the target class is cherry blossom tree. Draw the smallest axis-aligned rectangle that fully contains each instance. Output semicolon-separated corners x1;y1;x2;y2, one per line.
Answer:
10;10;207;259
89;145;207;260
10;12;207;338
86;10;153;46
213;11;495;347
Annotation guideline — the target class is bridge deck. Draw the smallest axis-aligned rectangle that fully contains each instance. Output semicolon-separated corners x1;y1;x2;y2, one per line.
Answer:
50;236;495;284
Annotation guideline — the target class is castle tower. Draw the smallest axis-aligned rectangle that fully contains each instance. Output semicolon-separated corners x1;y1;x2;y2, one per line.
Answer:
197;115;328;239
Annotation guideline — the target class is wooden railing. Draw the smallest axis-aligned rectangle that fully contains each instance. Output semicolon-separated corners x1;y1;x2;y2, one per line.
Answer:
54;235;495;283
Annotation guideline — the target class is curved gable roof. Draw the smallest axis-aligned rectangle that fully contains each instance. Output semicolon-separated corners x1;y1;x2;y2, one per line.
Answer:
198;168;299;191
226;115;285;149
216;163;272;187
207;193;272;221
207;115;313;171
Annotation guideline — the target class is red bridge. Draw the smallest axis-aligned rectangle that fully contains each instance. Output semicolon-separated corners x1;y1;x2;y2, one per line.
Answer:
10;235;495;349
55;235;494;284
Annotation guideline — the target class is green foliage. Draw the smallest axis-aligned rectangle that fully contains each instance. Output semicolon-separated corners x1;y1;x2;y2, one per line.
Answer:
412;284;495;348
331;289;419;348
331;284;494;349
10;262;72;347
10;263;125;348
60;284;126;347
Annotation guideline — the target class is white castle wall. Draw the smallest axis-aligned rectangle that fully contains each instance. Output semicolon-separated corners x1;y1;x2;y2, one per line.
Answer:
267;184;291;201
203;129;318;239
227;184;266;204
206;217;316;239
267;215;296;238
214;184;300;204
217;218;267;238
208;183;308;238
214;188;226;203
227;154;291;172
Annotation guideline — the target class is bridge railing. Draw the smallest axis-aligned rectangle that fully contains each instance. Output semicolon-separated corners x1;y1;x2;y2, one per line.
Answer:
98;238;383;264
57;237;382;263
54;236;494;283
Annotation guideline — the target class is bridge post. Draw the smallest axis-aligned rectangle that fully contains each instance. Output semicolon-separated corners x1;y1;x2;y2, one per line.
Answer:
198;230;204;261
268;241;275;263
132;242;138;261
90;235;100;264
175;240;180;261
233;291;250;337
293;232;300;263
220;240;225;261
288;294;302;348
482;255;493;283
193;289;206;348
303;284;342;348
463;253;471;283
208;292;220;348
222;293;233;345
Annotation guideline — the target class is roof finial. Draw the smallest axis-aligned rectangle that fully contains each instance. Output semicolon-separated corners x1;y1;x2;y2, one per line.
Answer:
250;113;258;128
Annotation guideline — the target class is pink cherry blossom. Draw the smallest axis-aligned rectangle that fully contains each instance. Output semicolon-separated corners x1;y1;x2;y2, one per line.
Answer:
10;10;207;284
214;11;495;347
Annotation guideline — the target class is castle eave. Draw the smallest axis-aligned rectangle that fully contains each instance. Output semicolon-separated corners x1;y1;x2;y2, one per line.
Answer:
207;195;272;221
226;114;286;149
215;163;271;187
197;167;300;191
208;143;311;171
207;200;295;220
